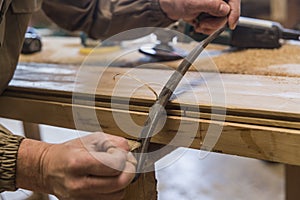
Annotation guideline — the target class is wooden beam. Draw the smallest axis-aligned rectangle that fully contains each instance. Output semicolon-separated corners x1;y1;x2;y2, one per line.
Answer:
0;64;299;166
1;94;300;165
10;64;300;123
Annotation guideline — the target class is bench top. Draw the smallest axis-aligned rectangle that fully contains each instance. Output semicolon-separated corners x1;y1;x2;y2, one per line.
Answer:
0;62;299;165
9;63;300;127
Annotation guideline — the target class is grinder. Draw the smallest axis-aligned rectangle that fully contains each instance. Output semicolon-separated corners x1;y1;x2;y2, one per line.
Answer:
185;16;300;49
139;29;188;61
21;27;42;54
139;16;300;61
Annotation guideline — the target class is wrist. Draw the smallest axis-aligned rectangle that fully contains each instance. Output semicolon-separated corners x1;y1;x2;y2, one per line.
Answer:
15;139;53;193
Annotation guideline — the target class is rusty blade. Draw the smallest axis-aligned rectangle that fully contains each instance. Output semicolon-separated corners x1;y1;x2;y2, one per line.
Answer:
133;24;227;182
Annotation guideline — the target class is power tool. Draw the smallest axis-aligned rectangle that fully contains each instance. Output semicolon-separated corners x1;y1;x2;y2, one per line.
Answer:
184;16;300;49
21;27;42;54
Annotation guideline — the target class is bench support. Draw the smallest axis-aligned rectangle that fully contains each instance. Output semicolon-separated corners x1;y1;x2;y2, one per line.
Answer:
285;164;300;200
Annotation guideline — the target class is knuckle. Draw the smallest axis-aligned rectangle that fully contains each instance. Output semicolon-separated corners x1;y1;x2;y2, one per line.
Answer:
101;139;114;151
117;137;129;150
110;157;126;171
66;157;81;171
206;0;217;10
65;180;82;194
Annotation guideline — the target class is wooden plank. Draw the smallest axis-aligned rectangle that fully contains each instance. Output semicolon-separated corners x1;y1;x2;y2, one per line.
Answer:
1;94;300;165
0;63;299;165
3;88;300;130
10;64;300;123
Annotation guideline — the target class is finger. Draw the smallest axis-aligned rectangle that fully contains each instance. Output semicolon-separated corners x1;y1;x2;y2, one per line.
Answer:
228;0;241;29
197;0;231;17
81;132;130;151
80;161;136;194
105;134;130;151
70;147;128;176
104;161;136;193
194;17;227;34
127;152;137;166
87;148;128;176
74;189;126;200
79;132;115;151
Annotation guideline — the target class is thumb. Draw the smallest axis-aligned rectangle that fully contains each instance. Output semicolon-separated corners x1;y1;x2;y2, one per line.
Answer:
198;0;230;17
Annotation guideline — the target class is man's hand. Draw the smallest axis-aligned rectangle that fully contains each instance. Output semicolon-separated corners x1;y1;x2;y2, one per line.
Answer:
16;132;136;200
159;0;241;34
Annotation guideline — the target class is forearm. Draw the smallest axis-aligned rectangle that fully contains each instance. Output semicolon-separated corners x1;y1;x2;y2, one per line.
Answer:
15;139;52;194
42;0;174;40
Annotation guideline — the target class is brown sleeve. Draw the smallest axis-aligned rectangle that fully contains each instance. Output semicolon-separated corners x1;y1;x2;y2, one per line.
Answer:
0;125;24;192
0;1;32;191
0;1;35;95
42;0;175;39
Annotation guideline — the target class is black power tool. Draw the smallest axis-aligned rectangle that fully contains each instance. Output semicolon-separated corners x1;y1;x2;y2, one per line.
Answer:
186;16;300;49
21;27;42;54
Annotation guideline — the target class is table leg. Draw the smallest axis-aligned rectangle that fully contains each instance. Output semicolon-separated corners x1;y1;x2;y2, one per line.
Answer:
124;170;157;200
124;144;176;200
285;164;300;200
23;122;42;140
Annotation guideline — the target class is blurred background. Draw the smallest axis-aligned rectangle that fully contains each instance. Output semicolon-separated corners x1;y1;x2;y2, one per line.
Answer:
29;0;300;34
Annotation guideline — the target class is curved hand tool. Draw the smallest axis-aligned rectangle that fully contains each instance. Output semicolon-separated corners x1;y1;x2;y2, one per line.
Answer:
133;24;227;182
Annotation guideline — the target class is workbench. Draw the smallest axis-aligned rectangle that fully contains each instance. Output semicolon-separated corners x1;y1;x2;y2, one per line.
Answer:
1;36;300;199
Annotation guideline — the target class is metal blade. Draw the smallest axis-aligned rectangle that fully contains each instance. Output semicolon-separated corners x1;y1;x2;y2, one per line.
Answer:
133;24;227;182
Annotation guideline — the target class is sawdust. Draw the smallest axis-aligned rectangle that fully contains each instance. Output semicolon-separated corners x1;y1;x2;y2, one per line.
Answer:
19;37;300;77
211;44;300;77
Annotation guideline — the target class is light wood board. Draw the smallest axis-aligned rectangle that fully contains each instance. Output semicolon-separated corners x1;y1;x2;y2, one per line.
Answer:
0;63;299;166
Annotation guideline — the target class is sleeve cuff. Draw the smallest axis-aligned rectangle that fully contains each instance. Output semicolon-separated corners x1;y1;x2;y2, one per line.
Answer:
150;0;176;27
0;126;24;192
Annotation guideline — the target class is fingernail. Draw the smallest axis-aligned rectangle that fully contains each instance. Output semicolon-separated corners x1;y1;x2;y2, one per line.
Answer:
220;4;230;14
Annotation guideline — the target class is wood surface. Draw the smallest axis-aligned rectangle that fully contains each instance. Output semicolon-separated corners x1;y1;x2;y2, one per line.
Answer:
19;37;300;77
0;63;299;166
10;63;300;123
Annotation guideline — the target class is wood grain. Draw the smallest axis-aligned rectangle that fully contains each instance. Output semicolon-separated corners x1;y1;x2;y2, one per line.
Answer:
0;63;299;165
10;63;300;122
